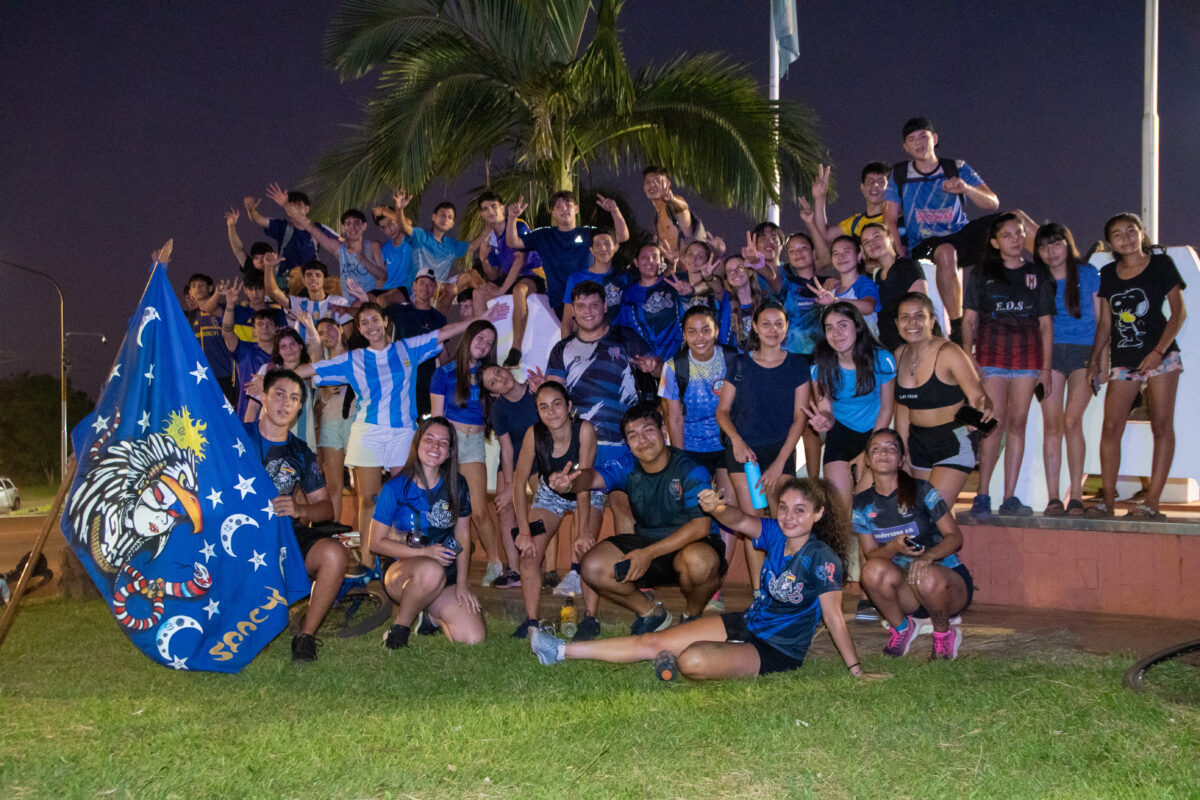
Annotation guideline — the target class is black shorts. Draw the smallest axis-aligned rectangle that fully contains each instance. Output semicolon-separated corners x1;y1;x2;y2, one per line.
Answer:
721;612;806;675
908;421;975;474
379;553;457;587
292;524;337;561
472;264;547;295
912;562;974;619
607;533;727;589
682;449;723;478
723;440;796;477
911;214;998;268
822;421;872;465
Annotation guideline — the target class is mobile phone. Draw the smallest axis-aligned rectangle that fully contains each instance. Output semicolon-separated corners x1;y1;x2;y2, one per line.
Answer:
1033;383;1045;403
613;559;631;582
512;519;548;539
443;538;463;556
954;405;998;435
1091;375;1102;396
902;536;924;551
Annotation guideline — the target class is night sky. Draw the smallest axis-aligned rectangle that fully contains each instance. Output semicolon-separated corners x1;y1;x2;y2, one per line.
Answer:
3;1;1198;397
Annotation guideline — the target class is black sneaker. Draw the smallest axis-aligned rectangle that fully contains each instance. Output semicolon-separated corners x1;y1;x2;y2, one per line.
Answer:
415;611;440;636
855;598;880;621
491;569;522;588
630;603;672;636
382;624;410;650
292;632;320;662
503;347;522;368
572;615;601;642
512;617;540;639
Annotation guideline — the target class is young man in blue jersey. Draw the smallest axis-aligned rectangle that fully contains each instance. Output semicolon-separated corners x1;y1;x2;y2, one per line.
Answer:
245;183;338;293
883;117;998;342
506;190;630;319
616;243;691;362
549;404;727;635
372;201;414;297
392;191;487;314
250;368;345;663
559;228;627;337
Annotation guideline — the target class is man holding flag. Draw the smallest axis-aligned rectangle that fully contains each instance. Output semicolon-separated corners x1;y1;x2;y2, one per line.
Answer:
61;242;315;672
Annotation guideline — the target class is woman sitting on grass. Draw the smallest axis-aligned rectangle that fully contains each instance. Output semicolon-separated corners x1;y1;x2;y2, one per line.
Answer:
368;417;484;650
530;478;887;682
853;429;972;661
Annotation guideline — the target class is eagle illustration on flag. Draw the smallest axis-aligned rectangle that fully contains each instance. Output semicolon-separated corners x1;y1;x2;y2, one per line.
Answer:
61;249;311;672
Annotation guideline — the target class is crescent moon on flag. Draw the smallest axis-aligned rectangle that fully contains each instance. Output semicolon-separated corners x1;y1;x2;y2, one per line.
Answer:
220;513;259;558
156;615;203;660
136;306;161;346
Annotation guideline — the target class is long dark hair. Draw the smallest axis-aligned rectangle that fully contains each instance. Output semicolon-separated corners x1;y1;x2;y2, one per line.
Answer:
1033;222;1083;318
532;382;573;479
747;300;787;353
773;477;848;565
866;429;916;515
979;212;1022;285
814;302;883;399
271;328;310;367
399;417;461;518
1103;212;1154;260
452;320;498;407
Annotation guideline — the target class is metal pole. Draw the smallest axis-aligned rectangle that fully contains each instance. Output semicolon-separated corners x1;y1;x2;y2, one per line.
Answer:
766;11;781;225
0;259;68;480
1141;0;1159;241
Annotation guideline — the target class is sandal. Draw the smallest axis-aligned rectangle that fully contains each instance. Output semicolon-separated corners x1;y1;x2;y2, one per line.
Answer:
1043;499;1066;517
1125;504;1166;521
1084;502;1113;518
1065;499;1085;516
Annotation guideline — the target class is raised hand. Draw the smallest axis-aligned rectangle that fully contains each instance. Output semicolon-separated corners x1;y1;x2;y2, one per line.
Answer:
797;196;816;227
701;252;720;280
217;277;243;303
392;189;411;210
344;277;368;303
594;194;618;214
741;231;760;263
804;401;834;432
243;196;261;216
707;234;726;257
547;460;582;494
526;365;547;392
810;163;831;199
266;182;288;207
508;196;528;219
224;207;240;226
662;272;693;296
151;239;173;265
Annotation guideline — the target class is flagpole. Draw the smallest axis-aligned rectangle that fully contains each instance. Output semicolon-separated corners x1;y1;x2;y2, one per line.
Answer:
766;11;781;225
1141;0;1159;241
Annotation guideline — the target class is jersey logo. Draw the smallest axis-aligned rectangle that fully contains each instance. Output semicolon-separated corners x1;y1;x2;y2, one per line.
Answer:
669;479;682;500
768;571;805;603
820;562;836;582
711;379;724;396
1025;273;1038;290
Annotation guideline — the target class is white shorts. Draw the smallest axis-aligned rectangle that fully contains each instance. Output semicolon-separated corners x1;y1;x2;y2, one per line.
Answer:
345;421;414;469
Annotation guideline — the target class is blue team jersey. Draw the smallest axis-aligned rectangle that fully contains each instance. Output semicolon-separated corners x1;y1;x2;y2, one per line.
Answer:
616;279;685;361
836;274;882;333
783;284;823;355
851;480;961;569
338;244;379;292
310;331;441;429
408;227;470;283
288;295;351;340
546;326;650;447
381;238;415;291
563;267;627;323
487;220;543;277
522;226;596;307
744;521;843;662
658;351;728;452
1052;264;1101;346
372;472;471;545
810;349;896;433
430;361;485;426
884;159;985;249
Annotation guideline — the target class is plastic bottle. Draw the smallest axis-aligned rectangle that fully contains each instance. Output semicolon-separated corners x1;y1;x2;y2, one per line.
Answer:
559;596;578;639
744;460;768;509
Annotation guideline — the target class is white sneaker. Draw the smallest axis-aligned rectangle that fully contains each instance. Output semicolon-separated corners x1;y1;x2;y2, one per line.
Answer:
481;562;504;587
552;569;582;597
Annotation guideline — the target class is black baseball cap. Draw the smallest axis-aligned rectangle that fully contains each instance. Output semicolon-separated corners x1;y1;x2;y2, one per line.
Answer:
902;117;935;139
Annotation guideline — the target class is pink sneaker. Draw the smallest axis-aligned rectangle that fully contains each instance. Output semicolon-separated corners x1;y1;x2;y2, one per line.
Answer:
930;628;962;660
883;616;919;657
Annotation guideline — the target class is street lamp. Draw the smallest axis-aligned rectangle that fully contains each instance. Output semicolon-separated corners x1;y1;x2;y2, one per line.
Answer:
0;259;67;481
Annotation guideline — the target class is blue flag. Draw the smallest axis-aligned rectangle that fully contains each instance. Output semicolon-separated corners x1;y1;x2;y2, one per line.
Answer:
61;262;311;672
771;0;800;77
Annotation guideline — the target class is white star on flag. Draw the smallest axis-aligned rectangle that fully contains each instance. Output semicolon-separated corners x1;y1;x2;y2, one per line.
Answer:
90;414;110;434
169;655;189;670
137;411;152;434
261;501;276;520
206;488;223;509
248;551;267;571
189;361;209;384
203;598;220;619
109;364;121;381
199;541;216;563
144;364;155;382
223;398;235;415
234;474;256;499
232;440;245;457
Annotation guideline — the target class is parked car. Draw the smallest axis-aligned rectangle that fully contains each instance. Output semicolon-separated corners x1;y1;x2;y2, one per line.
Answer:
0;477;19;512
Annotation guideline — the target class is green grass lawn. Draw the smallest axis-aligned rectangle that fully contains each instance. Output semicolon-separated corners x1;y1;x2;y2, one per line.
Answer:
2;600;1197;799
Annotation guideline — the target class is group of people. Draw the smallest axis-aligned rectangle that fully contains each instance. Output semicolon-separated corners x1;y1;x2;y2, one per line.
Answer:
183;115;1186;681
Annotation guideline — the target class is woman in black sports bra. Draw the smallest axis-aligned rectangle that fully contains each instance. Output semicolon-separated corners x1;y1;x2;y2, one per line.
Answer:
893;292;993;508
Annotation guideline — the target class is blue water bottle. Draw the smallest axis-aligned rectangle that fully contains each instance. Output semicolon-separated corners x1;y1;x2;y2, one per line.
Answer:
744;460;768;510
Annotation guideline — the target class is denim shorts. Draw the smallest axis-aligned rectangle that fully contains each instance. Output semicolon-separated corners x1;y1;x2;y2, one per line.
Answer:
981;366;1040;380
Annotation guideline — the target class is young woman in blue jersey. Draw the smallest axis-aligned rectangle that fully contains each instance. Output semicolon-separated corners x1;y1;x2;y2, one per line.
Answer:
431;320;516;587
854;429;971;660
805;236;881;333
297;300;507;562
721;255;764;352
716;301;811;593
509;382;604;640
369;417;484;649
529;478;887;681
1034;223;1100;516
1086;213;1187;520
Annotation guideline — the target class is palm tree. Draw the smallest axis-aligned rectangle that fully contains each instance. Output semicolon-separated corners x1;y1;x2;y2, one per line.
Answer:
314;0;825;219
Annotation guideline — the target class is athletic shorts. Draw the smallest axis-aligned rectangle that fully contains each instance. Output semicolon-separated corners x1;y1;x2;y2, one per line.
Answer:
318;396;356;450
908;422;975;474
1051;342;1091;375
345;421;414;469
292;524;337;561
823;421;872;465
723;439;796;478
912;562;974;619
911;214;997;268
530;478;606;516
472;265;547;296
682;449;724;478
1109;350;1183;382
456;428;486;464
721;612;806;675
981;366;1039;380
607;533;727;589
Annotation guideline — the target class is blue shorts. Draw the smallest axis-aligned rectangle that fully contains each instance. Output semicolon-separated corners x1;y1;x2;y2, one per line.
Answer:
981;366;1039;380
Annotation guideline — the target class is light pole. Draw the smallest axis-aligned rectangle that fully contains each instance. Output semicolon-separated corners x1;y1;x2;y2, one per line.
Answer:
0;259;67;481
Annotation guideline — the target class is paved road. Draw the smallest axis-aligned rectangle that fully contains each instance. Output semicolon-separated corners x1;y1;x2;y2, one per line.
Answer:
0;513;67;600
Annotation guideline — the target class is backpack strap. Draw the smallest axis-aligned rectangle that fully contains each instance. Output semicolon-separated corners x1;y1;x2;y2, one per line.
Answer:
673;349;691;415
